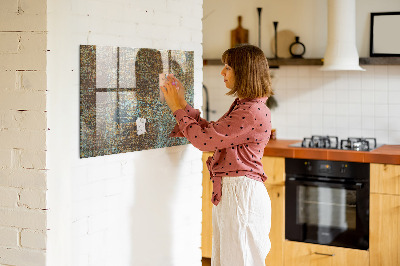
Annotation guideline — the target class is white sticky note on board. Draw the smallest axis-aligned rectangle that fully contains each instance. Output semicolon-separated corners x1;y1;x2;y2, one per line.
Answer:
136;117;147;135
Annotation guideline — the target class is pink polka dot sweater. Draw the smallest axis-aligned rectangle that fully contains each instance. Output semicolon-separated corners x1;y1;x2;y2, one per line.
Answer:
170;97;272;206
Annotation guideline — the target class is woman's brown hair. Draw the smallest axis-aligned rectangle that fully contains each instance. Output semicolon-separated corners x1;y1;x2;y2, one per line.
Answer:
221;44;273;99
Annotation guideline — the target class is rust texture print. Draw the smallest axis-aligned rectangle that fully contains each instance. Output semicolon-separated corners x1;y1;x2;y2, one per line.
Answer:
80;45;194;158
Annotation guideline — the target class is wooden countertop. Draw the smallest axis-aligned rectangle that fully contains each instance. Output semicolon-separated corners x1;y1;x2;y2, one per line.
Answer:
263;139;400;165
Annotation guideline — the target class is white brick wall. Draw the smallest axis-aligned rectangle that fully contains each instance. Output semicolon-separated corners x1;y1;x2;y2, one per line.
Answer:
3;0;203;264
0;0;48;265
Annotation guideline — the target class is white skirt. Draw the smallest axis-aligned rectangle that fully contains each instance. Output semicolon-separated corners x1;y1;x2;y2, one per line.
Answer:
212;176;271;266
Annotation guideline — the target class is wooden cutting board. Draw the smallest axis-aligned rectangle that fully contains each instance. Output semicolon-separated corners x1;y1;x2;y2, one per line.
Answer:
231;16;249;48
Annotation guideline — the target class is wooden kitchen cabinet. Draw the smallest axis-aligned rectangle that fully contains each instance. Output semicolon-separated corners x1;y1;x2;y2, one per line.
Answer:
370;163;400;266
370;163;400;195
201;152;213;258
264;184;285;266
201;154;286;266
261;156;285;185
261;156;285;266
284;241;369;266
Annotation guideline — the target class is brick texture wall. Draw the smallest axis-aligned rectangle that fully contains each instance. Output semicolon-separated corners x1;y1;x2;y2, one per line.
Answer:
0;0;48;265
1;0;203;265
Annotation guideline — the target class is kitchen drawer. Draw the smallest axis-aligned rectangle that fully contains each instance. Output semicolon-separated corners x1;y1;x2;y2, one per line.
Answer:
284;241;369;266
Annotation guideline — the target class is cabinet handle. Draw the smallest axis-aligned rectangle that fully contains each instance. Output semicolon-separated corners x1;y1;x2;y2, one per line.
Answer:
314;252;335;257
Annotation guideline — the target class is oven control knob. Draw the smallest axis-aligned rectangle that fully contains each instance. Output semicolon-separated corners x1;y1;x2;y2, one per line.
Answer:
340;164;347;174
304;161;312;171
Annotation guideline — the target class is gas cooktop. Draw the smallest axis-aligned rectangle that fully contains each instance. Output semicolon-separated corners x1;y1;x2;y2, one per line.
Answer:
289;135;382;151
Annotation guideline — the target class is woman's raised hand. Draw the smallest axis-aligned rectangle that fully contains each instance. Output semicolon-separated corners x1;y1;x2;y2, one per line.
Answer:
160;74;186;113
170;75;187;108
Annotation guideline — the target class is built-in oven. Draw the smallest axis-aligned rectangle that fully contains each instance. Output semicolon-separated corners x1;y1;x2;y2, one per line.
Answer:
285;158;369;250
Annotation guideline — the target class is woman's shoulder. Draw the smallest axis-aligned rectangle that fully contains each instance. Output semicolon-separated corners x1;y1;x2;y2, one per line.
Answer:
240;98;269;112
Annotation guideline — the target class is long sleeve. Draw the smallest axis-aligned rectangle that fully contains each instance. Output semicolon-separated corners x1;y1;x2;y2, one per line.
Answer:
172;105;258;152
170;104;210;137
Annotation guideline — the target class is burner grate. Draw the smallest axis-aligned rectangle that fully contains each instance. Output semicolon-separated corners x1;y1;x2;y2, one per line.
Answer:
340;137;377;151
301;135;339;149
296;136;378;151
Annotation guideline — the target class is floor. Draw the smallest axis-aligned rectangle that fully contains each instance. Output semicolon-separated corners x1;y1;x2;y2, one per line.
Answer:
202;257;211;266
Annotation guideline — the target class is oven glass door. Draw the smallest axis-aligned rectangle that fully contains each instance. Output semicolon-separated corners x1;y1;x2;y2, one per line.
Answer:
286;179;369;250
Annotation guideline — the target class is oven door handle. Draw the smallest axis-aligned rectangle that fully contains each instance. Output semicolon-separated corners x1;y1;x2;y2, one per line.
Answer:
287;177;364;189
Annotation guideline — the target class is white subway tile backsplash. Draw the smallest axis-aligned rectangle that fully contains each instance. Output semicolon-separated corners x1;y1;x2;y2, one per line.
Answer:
362;116;375;130
323;103;336;115
388;65;400;76
336;103;349;116
361;76;375;91
310;77;324;90
374;65;388;77
361;104;375;117
388;91;400;104
335;73;349;90
204;65;400;144
374;130;389;144
348;90;362;104
310;66;323;77
323;87;336;103
388;131;400;143
374;77;388;92
375;104;389;117
348;116;363;129
375;117;389;130
389;117;400;131
361;90;375;104
286;77;299;89
298;66;311;78
374;90;388;104
323;115;336;129
322;70;335;78
349;128;363;137
298;77;311;89
336;90;349;103
388;75;400;91
285;66;298;77
388;104;400;117
362;128;375;138
336;116;348;129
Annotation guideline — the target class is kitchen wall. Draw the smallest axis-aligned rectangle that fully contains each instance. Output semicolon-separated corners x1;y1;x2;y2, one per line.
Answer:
203;0;400;144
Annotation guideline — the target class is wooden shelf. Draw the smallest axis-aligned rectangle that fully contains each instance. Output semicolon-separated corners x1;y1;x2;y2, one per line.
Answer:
359;57;400;65
203;58;323;67
203;57;400;67
268;58;322;67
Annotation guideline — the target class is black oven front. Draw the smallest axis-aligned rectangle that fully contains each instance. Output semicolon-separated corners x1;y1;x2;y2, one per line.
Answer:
285;158;369;250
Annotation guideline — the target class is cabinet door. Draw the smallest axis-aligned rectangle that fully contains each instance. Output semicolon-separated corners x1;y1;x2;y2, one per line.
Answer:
284;241;369;266
201;152;213;258
264;184;284;266
370;193;400;266
370;163;400;195
261;156;285;185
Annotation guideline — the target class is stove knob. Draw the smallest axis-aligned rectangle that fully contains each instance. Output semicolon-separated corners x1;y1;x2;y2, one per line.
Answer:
340;164;347;174
305;162;312;171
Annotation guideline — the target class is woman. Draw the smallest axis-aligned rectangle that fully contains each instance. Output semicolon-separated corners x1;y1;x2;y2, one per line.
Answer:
161;44;273;266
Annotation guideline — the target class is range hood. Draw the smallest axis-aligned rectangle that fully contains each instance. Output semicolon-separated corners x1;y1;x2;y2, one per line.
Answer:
320;0;365;71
